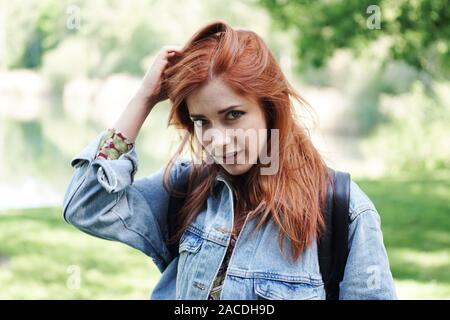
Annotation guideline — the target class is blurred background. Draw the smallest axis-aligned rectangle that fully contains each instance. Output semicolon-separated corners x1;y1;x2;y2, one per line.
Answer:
0;0;448;299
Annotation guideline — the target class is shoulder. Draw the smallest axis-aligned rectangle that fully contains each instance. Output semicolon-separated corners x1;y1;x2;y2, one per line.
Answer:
169;157;209;186
348;179;380;223
171;157;194;179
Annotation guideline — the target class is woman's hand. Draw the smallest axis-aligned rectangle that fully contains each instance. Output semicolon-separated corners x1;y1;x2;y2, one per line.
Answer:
136;45;183;109
112;45;183;142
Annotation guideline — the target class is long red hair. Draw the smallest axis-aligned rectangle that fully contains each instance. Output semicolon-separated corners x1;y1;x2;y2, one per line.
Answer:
161;20;330;262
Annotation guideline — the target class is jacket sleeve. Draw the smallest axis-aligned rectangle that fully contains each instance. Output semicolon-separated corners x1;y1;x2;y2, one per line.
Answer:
62;129;192;273
339;180;397;300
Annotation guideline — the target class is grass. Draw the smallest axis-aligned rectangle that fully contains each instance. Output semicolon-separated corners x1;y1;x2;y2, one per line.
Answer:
0;207;160;299
356;172;450;299
0;173;448;299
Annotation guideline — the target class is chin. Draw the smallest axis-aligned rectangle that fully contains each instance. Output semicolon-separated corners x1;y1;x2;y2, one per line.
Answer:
221;163;253;176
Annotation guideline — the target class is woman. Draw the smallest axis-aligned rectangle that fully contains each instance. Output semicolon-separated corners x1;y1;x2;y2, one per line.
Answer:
62;21;397;300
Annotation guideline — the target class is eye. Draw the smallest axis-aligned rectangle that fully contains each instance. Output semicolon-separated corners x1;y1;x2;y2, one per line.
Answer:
226;110;245;120
191;118;209;127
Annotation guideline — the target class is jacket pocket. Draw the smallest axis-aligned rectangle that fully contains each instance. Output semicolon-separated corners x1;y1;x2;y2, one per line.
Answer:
177;230;203;273
176;230;204;298
178;230;203;254
254;277;324;300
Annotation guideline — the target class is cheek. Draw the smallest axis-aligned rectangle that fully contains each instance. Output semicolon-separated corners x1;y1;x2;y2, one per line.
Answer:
194;127;208;147
193;129;210;157
255;130;268;160
194;127;203;145
245;112;268;155
237;130;267;165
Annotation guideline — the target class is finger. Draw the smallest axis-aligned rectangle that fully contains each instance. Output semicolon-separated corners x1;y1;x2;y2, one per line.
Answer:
167;51;181;62
163;45;183;52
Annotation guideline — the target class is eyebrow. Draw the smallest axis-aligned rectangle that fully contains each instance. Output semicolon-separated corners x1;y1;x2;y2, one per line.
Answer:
189;105;243;118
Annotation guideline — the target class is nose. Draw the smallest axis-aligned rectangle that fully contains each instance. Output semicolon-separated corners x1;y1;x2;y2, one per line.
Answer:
206;127;233;156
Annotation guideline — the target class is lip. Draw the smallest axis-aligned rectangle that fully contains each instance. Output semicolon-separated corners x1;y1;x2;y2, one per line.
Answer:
220;150;242;161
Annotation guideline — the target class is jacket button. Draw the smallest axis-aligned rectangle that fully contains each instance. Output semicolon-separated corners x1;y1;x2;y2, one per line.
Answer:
193;281;206;290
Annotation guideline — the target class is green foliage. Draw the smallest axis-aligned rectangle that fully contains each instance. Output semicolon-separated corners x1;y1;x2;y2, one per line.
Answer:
362;81;450;173
4;0;164;76
7;0;70;69
258;0;449;77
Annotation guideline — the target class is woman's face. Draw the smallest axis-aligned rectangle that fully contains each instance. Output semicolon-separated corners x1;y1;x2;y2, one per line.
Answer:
186;77;268;176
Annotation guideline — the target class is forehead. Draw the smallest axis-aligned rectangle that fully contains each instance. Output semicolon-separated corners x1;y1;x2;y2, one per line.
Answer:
186;78;254;114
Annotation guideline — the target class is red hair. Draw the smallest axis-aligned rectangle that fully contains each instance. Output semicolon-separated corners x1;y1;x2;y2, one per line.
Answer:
161;20;330;262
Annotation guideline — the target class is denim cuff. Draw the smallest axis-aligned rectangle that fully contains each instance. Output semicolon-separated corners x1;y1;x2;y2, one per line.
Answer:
70;130;139;193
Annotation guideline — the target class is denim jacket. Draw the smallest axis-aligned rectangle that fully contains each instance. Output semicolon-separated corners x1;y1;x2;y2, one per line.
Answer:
62;130;397;300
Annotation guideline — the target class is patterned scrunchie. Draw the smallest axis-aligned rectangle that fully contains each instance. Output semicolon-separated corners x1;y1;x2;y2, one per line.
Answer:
96;128;134;160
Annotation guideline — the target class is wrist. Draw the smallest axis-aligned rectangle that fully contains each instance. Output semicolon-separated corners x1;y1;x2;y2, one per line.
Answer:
131;89;156;111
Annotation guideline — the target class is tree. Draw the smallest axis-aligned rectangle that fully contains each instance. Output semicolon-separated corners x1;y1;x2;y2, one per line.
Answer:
258;0;449;78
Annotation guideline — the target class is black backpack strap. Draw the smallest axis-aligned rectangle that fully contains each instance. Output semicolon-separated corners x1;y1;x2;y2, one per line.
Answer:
318;169;351;300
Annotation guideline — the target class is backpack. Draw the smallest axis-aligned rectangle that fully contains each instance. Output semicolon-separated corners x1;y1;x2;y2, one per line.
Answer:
167;168;350;300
